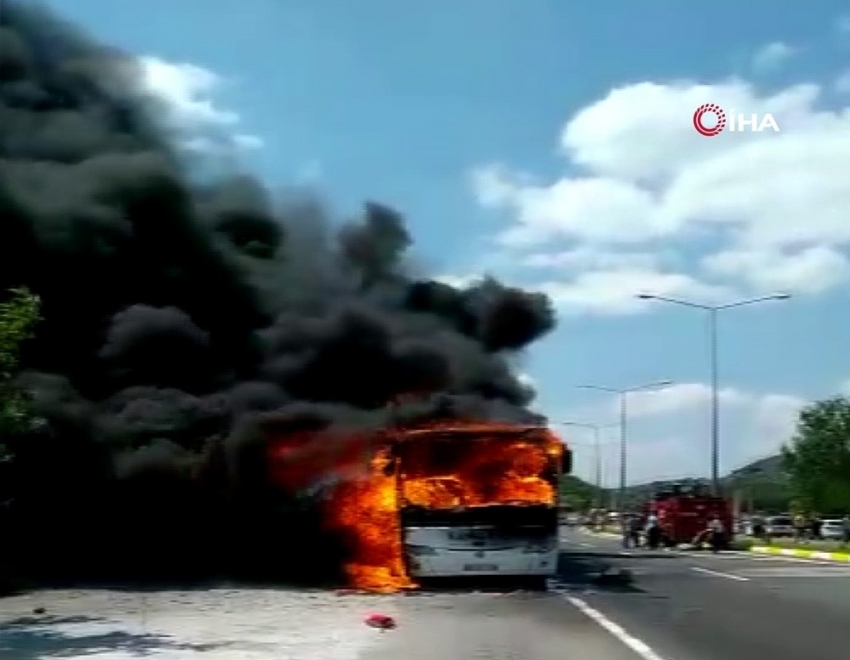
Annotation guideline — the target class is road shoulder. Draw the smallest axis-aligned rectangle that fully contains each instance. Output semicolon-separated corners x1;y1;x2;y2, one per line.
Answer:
750;545;850;563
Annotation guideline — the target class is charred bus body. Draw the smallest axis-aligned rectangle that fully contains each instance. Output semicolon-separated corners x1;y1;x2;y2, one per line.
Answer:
385;425;571;585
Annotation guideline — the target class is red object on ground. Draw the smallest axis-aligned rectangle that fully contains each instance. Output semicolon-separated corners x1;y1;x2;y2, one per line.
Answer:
364;613;397;630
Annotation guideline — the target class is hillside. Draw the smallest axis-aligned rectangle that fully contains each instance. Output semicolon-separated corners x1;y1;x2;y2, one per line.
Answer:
584;454;791;512
728;454;784;480
725;454;789;512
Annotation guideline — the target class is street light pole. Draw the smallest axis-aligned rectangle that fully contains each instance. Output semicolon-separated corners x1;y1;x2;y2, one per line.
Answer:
619;393;627;514
593;425;602;506
709;307;719;496
636;292;791;495
576;380;672;511
556;421;616;508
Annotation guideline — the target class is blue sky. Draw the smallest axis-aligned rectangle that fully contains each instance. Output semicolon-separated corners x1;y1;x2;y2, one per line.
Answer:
44;0;850;483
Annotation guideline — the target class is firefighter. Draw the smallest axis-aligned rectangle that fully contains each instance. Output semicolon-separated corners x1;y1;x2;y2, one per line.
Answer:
629;513;642;548
645;511;661;549
620;513;641;548
707;515;725;552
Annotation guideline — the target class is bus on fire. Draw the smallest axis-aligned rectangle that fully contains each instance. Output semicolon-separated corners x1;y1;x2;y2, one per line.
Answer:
385;424;571;587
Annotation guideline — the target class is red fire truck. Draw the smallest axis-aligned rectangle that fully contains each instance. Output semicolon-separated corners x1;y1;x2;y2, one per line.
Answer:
646;484;734;548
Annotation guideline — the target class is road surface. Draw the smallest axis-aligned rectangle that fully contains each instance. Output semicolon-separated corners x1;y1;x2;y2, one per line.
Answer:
557;526;850;660
1;530;848;659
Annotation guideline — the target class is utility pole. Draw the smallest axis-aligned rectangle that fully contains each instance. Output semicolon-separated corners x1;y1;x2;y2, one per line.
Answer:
576;380;672;511
557;421;617;509
636;292;790;494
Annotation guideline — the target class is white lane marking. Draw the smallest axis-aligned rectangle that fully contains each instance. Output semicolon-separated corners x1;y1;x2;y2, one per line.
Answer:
618;551;633;556
565;595;669;660
690;566;749;581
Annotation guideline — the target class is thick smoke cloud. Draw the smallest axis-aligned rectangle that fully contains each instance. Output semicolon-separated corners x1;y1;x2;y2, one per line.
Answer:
0;0;555;582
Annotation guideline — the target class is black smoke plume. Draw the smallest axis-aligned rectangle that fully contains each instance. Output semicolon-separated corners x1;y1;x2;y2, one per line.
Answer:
0;0;555;584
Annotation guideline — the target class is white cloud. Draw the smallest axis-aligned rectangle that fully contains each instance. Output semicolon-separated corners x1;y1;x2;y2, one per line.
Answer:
517;372;537;401
836;71;850;94
432;273;484;289
702;245;850;294
557;382;806;483
470;74;850;314
538;269;732;316
622;383;750;418
520;247;661;271
751;42;796;73
473;165;669;247
136;55;262;153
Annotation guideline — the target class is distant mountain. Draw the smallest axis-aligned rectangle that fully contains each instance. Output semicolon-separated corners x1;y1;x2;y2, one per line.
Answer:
727;455;784;480
725;454;789;512
590;454;791;512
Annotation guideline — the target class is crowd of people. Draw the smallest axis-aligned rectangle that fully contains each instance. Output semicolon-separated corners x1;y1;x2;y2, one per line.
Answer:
618;512;726;551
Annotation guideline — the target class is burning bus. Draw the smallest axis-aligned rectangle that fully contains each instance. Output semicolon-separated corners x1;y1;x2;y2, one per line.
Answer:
267;420;572;592
390;424;569;586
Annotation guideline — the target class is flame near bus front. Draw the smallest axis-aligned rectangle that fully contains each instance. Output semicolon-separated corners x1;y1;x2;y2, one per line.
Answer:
270;423;564;592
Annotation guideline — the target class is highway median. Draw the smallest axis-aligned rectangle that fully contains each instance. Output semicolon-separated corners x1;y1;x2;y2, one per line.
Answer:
735;537;850;562
578;527;850;562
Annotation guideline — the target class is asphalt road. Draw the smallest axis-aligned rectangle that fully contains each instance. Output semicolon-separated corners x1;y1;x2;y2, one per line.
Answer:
0;582;646;660
556;527;850;660
2;533;848;659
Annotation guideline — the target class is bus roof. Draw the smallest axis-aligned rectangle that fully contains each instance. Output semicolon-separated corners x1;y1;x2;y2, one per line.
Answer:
397;425;550;439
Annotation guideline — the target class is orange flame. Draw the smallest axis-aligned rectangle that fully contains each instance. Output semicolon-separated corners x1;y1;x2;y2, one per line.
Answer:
323;448;416;592
267;421;564;592
396;423;560;509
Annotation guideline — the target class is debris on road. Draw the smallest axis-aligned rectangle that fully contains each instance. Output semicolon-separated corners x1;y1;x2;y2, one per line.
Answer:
592;567;633;586
364;612;397;631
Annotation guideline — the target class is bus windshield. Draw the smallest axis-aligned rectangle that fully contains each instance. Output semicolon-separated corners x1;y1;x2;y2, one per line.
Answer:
394;426;561;511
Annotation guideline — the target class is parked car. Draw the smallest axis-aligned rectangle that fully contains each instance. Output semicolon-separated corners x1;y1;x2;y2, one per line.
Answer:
744;516;766;536
820;519;846;540
763;515;795;537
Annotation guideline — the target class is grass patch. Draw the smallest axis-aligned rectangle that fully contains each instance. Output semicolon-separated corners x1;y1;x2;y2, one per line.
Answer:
753;537;849;553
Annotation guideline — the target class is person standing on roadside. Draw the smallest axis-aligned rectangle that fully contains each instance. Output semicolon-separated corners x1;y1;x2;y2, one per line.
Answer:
621;514;632;548
794;513;807;542
629;513;643;548
707;515;725;552
810;515;822;540
842;514;850;545
645;512;660;549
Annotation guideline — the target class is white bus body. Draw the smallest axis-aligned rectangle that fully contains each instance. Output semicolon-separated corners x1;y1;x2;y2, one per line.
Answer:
404;524;558;578
390;425;570;583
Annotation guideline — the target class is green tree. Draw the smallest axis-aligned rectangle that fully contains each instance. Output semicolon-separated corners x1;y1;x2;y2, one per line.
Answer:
0;287;41;457
559;475;597;511
782;397;850;514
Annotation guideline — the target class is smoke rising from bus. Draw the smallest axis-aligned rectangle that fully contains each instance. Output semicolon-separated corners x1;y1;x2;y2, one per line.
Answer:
0;0;556;582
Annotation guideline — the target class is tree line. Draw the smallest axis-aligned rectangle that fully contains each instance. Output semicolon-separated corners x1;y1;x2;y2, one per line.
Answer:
0;287;41;467
782;397;850;515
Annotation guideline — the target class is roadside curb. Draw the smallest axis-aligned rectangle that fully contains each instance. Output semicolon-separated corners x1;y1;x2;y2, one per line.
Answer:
750;545;850;563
